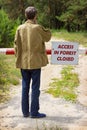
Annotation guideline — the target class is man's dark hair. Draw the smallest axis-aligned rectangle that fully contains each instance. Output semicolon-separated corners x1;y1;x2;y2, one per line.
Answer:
25;6;37;20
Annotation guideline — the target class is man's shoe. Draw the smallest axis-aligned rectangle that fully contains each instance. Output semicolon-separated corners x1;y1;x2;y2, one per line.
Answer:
30;113;46;118
23;113;29;118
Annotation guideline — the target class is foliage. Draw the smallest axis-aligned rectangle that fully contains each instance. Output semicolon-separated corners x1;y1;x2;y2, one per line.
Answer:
0;0;87;31
10;18;21;43
47;66;79;102
0;9;20;47
52;29;87;47
0;9;12;47
56;0;87;31
0;55;21;103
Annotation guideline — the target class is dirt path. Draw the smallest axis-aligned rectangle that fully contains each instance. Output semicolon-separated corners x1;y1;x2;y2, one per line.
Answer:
0;41;87;130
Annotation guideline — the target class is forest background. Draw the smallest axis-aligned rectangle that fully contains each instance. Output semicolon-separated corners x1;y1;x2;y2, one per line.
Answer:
0;0;87;48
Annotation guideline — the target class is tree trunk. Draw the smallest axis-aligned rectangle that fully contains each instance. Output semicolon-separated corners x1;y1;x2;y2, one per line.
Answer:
85;19;87;30
66;21;71;32
77;24;80;31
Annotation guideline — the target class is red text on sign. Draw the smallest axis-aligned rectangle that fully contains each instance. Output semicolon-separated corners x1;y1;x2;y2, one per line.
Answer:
57;57;74;61
58;44;74;49
54;50;59;54
60;51;76;55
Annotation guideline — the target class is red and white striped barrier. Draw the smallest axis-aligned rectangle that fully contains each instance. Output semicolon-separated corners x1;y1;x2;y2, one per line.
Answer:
0;48;52;55
78;48;87;55
0;48;87;55
0;48;15;55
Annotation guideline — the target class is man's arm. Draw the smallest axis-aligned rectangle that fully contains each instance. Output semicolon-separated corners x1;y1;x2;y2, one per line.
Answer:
37;25;51;42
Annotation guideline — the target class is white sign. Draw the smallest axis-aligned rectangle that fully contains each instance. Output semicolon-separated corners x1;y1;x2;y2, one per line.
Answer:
51;41;79;65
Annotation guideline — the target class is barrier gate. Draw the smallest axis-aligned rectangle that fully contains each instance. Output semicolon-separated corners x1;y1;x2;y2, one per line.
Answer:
0;48;87;55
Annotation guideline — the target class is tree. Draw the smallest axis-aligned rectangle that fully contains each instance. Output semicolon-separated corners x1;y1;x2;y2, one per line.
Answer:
0;9;20;47
0;0;25;21
0;9;11;47
0;0;87;31
56;0;87;31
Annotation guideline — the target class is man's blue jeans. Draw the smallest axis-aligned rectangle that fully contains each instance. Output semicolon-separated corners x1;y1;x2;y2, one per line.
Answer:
21;68;41;116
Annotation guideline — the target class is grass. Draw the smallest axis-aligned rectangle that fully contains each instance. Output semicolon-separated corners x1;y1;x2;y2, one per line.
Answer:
47;65;79;102
52;29;87;47
0;54;21;103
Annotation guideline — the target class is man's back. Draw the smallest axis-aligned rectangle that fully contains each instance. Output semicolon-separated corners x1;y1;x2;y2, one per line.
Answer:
14;20;51;69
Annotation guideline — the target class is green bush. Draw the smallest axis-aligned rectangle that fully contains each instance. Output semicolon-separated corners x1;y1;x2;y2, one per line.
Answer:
47;66;79;102
0;9;20;48
0;9;11;47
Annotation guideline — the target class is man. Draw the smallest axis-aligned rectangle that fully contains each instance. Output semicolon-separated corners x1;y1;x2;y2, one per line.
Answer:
14;6;51;118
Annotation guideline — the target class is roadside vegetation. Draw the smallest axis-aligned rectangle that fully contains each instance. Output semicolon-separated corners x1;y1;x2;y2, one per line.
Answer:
0;55;21;103
52;29;87;47
47;66;79;102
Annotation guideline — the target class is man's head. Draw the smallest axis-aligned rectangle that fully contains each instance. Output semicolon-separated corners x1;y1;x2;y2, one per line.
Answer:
25;6;37;20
